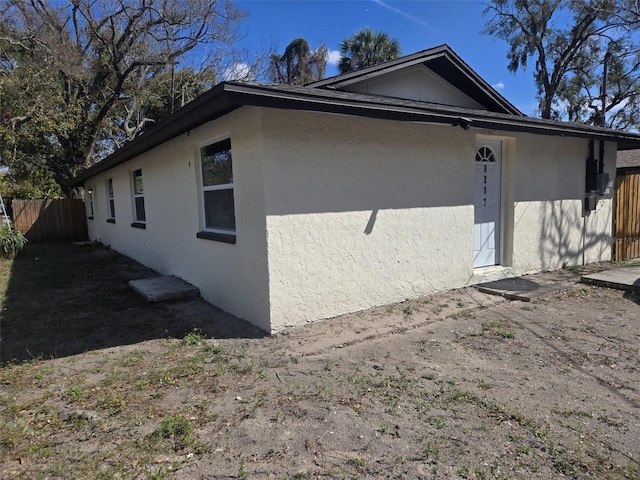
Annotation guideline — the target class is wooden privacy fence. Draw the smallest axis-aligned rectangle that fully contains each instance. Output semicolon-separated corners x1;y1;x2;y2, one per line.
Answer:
614;169;640;261
13;199;88;242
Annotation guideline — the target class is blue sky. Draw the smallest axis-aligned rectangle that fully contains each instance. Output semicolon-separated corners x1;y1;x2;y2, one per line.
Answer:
235;0;540;114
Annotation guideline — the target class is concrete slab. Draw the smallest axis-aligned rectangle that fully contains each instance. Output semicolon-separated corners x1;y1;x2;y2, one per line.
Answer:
475;277;570;302
129;276;200;302
581;265;640;292
73;241;98;247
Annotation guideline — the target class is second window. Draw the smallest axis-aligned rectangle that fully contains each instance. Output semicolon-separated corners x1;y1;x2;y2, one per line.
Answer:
131;168;145;223
200;139;235;233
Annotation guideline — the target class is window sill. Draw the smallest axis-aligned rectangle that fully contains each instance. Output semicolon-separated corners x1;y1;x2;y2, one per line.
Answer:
106;218;116;224
87;216;94;220
196;230;236;244
131;222;146;229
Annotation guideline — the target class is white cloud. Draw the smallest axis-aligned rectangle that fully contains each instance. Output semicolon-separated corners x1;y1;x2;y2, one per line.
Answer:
493;81;505;90
371;0;428;27
327;50;342;66
222;62;253;82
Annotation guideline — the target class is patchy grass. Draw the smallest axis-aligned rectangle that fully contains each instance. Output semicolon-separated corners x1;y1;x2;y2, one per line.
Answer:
481;319;515;339
1;243;639;478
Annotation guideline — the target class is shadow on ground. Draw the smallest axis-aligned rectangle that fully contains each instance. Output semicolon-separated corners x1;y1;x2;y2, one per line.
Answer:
0;242;265;363
623;290;640;305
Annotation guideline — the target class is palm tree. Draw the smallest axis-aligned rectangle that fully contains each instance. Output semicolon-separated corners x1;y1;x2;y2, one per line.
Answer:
339;27;401;74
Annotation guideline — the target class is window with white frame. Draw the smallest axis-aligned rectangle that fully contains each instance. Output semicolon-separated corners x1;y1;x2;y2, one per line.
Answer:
131;168;146;225
106;178;115;221
87;185;94;219
200;138;235;234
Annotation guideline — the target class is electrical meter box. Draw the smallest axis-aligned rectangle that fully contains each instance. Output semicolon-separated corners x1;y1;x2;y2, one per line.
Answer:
585;193;597;211
597;173;613;197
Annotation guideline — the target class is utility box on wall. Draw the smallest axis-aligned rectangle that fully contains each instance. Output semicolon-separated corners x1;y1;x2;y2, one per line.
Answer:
597;173;613;197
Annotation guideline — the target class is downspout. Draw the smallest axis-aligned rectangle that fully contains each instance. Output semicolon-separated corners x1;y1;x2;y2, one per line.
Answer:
583;139;596;265
582;216;586;266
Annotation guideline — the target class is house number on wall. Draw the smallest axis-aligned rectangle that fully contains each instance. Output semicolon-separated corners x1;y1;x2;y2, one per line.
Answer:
476;145;496;209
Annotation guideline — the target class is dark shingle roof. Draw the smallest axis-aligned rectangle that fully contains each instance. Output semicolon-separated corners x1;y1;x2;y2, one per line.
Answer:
617;149;640;169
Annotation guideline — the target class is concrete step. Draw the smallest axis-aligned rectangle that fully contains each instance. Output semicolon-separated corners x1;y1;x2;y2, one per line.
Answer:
129;276;200;302
475;277;570;301
581;265;640;292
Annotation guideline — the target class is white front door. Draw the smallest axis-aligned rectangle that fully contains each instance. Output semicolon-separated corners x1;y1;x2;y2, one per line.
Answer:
473;139;502;268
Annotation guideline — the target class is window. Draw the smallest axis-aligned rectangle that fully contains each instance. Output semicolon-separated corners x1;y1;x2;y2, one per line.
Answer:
87;186;94;220
106;178;115;223
197;138;236;243
131;168;146;228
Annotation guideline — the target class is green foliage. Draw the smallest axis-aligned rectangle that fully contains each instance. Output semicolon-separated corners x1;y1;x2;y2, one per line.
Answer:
483;0;640;129
116;67;218;142
0;0;252;191
0;171;61;202
269;38;328;84
0;227;27;259
150;415;193;451
182;328;206;346
339;27;401;74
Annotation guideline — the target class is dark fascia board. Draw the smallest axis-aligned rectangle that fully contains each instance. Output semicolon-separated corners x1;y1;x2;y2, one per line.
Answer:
69;81;640;187
306;44;522;116
224;82;640;149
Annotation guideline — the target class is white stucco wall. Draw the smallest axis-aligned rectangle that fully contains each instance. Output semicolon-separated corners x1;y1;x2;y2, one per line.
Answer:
84;108;272;330
259;110;614;331
261;110;477;330
505;134;615;272
84;105;615;333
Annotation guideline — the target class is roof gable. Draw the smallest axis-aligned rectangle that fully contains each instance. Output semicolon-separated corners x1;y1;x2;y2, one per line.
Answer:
308;44;522;115
340;64;486;110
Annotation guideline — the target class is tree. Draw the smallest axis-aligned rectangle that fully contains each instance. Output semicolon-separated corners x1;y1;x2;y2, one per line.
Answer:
268;38;328;85
338;27;401;74
483;0;640;129
559;38;640;129
0;0;254;194
0;32;65;198
111;66;218;146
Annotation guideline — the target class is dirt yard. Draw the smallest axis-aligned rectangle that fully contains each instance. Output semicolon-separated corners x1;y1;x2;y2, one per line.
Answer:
1;244;639;479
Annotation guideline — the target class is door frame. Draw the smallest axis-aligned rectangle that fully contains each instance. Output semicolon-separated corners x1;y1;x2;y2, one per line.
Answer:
473;135;515;269
473;138;502;268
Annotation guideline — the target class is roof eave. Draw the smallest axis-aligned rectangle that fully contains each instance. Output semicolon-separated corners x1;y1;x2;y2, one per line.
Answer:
69;82;640;187
225;83;640;148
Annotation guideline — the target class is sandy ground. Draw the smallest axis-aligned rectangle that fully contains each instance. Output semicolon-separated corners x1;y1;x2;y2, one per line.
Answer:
1;248;640;479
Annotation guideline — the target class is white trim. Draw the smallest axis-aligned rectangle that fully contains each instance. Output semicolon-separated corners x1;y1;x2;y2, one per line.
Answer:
198;137;236;235
476;134;516;267
106;177;115;220
130;167;146;224
473;138;502;268
197;132;232;150
86;185;94;217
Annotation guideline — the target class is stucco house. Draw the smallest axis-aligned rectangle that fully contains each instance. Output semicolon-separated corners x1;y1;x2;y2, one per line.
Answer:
70;45;640;333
